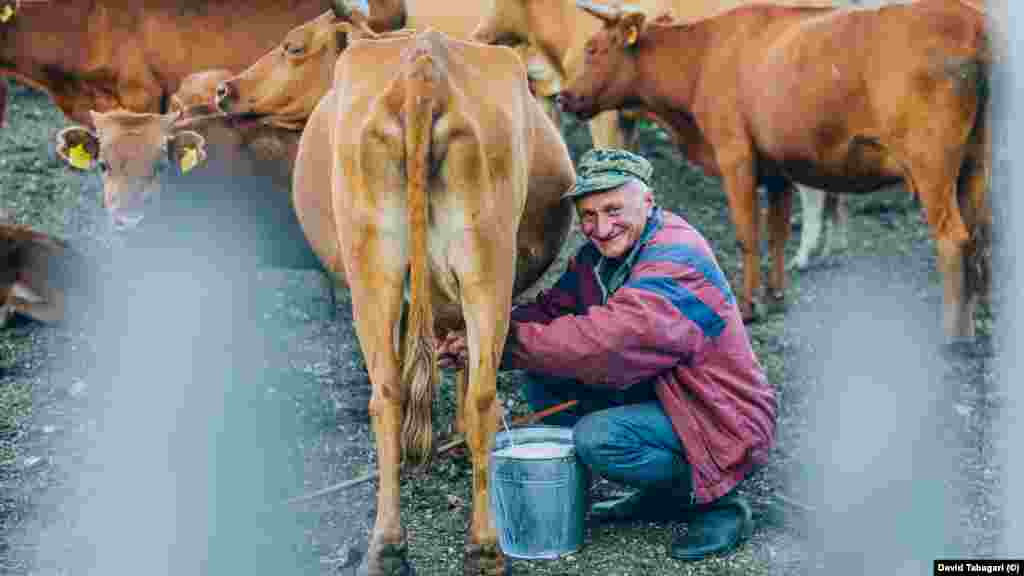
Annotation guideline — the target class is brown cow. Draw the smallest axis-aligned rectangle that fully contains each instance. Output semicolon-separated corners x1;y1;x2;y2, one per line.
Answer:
0;0;406;128
474;0;851;272
298;2;575;573
213;2;561;130
1;223;87;328
558;0;991;340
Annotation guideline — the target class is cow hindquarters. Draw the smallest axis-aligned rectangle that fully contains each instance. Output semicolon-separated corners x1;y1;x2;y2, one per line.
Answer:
457;230;514;576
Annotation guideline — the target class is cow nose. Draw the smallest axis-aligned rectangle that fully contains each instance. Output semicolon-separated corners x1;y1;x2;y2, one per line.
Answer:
555;92;570;112
215;82;234;112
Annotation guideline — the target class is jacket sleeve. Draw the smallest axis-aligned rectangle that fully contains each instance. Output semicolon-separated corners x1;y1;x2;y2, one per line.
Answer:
508;258;581;325
503;246;731;388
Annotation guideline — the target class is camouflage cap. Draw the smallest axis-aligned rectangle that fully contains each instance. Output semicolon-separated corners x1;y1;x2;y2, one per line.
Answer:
563;148;653;200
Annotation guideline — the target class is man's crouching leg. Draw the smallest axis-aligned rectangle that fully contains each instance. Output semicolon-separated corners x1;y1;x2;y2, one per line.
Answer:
572;401;753;561
573;401;694;522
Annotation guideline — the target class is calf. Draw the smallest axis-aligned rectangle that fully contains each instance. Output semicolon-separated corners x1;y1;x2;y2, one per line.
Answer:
54;106;328;287
558;0;991;340
299;3;575;573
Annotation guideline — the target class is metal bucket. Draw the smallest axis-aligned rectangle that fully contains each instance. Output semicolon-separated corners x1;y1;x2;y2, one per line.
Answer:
489;425;587;559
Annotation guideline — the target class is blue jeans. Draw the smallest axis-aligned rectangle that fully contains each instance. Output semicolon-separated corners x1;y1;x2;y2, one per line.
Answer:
522;372;694;500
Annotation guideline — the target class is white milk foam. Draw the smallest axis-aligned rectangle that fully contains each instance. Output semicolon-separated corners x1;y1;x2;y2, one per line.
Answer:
493;441;572;459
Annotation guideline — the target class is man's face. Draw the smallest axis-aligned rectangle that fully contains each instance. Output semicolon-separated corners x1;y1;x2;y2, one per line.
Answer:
576;178;653;259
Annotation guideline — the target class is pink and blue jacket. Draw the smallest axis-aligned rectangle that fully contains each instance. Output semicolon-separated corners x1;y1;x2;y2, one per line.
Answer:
503;207;777;504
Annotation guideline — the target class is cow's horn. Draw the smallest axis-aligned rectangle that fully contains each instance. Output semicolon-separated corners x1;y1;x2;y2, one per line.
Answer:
332;0;370;20
575;0;621;21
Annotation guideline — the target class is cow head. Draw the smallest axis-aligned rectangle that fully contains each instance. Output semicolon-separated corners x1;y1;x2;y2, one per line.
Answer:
55;110;208;231
473;0;573;82
170;69;235;118
214;1;376;130
472;0;531;48
556;0;647;121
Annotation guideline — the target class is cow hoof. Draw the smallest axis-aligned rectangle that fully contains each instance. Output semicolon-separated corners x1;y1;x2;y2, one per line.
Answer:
464;542;507;576
942;336;992;360
356;541;415;576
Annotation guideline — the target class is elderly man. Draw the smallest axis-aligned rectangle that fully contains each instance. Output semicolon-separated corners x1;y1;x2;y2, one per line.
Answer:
438;148;777;561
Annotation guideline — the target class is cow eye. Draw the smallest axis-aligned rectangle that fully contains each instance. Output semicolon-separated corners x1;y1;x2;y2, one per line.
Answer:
283;42;306;56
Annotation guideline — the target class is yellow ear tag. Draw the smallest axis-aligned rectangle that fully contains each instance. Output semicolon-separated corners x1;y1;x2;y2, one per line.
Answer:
180;146;199;173
68;143;94;170
625;26;638;46
0;5;14;23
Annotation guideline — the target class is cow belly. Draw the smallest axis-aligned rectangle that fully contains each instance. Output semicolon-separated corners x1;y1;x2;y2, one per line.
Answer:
772;136;905;193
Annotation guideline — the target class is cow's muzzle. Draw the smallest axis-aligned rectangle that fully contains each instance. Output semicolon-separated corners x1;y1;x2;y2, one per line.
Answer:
555;91;596;121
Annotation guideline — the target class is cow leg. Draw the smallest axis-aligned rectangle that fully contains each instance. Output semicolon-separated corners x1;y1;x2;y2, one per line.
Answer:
719;153;761;322
822;191;850;260
790;185;826;271
458;238;513;576
346;232;413;576
956;158;991;336
619;110;641;154
13;296;64;325
588;111;627;149
322;271;338;321
454;368;468;436
909;170;972;340
766;181;793;301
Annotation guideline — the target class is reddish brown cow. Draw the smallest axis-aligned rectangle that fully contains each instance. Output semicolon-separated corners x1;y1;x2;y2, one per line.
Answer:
1;223;87;328
558;0;991;340
0;0;406;128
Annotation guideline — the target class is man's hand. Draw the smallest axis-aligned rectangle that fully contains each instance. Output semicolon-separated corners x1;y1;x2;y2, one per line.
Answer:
435;331;468;372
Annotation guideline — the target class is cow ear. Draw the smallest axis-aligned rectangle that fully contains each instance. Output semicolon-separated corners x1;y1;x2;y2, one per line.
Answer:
55;126;100;171
168;130;207;174
0;3;15;23
621;10;646;47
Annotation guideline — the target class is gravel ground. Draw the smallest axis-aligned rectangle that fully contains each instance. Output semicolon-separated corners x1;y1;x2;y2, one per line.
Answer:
0;78;1005;575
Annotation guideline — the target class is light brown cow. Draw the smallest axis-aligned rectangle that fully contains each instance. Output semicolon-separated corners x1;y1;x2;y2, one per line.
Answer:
213;2;561;130
52;107;328;275
55;110;207;230
558;0;991;340
0;0;405;128
1;223;86;328
54;79;335;312
297;3;575;573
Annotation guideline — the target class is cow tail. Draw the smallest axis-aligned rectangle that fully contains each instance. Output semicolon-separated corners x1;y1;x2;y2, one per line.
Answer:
400;51;438;468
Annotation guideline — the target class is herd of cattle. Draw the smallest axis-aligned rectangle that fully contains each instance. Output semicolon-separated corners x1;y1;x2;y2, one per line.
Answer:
0;0;992;574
